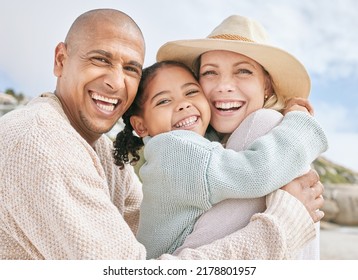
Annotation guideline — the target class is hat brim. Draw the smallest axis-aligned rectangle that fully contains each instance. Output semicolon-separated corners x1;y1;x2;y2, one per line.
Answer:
157;39;310;99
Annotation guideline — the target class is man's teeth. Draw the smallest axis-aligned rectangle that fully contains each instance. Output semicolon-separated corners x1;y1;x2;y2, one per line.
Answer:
91;92;118;112
91;92;118;105
215;101;242;110
97;103;115;112
175;116;198;128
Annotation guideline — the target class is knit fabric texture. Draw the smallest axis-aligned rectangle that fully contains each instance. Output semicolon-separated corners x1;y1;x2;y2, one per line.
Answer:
175;109;320;259
0;93;323;259
137;109;328;259
0;93;144;259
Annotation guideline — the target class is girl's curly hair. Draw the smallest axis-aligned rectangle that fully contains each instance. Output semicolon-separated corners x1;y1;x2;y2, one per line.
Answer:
113;60;194;169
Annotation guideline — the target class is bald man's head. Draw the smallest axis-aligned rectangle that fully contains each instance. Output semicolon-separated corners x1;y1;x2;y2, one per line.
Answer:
53;9;146;145
64;9;145;55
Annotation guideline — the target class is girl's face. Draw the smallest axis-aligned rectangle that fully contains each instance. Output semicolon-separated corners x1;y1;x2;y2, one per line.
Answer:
131;65;211;137
199;50;270;135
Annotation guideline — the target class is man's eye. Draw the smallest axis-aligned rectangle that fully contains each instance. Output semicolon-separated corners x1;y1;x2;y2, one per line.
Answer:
92;57;110;64
124;66;141;77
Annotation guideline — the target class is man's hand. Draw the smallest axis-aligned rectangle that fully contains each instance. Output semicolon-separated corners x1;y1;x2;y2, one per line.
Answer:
281;169;324;223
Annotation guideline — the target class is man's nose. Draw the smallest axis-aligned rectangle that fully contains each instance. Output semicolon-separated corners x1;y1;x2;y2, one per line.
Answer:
104;68;125;90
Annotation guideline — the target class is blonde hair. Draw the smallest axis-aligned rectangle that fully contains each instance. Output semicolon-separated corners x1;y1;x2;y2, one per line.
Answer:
262;70;286;112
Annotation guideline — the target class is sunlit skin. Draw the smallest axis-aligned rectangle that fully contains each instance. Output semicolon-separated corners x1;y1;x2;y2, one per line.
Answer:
131;66;211;137
199;50;271;139
54;11;145;147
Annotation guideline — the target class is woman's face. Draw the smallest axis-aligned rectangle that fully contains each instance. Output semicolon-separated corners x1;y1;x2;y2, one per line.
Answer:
199;50;270;135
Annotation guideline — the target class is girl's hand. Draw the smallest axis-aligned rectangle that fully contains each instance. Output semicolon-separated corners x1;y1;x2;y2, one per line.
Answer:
281;169;324;223
283;97;314;116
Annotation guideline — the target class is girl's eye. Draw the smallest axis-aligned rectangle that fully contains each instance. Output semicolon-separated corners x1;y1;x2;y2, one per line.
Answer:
156;99;170;106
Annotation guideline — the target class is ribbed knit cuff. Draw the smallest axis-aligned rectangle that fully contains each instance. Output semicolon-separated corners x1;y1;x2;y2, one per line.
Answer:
265;189;316;257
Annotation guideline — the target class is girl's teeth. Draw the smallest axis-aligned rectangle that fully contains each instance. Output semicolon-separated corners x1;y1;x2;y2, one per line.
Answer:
175;116;198;128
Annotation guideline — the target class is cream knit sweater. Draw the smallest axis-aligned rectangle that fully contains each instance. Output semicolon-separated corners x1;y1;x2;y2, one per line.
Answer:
0;93;316;259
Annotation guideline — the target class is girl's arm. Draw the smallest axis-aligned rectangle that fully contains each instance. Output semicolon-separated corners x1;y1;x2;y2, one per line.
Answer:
142;111;327;205
207;111;327;203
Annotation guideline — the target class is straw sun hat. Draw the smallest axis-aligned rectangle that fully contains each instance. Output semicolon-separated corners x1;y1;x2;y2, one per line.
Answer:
157;15;310;99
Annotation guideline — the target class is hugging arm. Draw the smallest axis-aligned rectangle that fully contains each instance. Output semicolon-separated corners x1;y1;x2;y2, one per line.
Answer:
159;171;323;260
207;111;327;203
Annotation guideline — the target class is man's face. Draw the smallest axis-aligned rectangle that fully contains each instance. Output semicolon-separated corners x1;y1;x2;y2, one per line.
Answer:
54;21;145;145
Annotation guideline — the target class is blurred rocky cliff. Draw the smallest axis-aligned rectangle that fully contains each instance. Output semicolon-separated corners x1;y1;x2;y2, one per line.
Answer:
313;157;358;184
313;157;358;226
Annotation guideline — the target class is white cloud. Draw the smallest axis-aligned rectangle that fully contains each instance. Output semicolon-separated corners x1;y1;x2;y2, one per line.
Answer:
264;0;358;80
315;102;358;172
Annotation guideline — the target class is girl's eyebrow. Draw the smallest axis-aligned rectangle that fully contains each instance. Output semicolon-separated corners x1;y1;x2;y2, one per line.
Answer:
150;91;169;103
149;82;199;103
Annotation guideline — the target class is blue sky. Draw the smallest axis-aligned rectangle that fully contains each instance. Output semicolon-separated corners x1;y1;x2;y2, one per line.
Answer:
1;0;358;171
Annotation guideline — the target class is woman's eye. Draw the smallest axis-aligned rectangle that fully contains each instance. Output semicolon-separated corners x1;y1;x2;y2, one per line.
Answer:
186;90;199;96
237;68;253;75
200;70;216;77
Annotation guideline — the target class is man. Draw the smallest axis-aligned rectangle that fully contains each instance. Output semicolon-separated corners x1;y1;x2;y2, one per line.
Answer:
0;9;323;259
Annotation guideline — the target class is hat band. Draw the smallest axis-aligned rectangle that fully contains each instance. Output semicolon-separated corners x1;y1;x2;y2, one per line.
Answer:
208;34;254;42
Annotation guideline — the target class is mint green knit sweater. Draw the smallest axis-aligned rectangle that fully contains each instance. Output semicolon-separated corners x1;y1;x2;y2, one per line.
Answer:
137;111;328;259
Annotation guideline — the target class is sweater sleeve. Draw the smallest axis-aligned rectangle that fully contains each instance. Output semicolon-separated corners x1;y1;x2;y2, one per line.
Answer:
159;189;315;260
207;111;327;203
143;111;327;205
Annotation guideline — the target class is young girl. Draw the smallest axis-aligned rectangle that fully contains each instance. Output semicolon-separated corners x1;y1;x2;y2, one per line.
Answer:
113;60;327;259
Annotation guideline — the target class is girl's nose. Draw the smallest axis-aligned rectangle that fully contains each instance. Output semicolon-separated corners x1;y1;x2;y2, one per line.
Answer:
177;102;192;111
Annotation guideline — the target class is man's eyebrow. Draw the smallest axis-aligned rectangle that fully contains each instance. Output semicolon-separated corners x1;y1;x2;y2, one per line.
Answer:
86;49;113;58
86;50;142;68
128;60;143;70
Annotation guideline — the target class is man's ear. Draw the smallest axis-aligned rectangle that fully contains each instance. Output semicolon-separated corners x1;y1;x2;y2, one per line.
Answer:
130;115;149;137
54;42;67;78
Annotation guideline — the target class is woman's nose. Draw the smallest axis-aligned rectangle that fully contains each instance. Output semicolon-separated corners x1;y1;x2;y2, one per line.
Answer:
216;76;235;93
